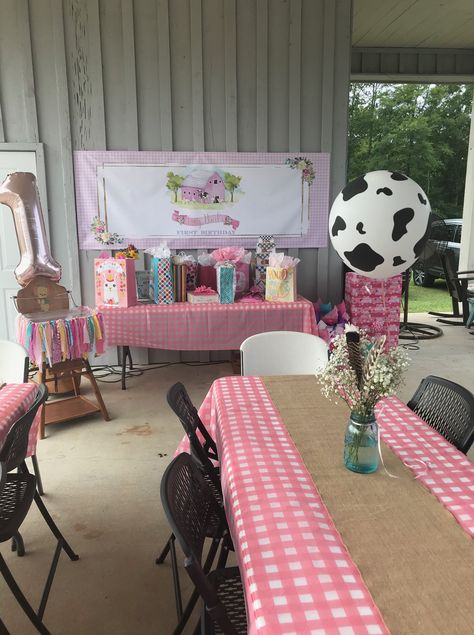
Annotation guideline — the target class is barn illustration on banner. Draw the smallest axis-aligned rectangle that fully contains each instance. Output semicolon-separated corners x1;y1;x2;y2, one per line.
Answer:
179;169;225;204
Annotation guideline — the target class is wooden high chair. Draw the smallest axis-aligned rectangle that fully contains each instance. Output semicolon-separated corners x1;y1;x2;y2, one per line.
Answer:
16;276;110;438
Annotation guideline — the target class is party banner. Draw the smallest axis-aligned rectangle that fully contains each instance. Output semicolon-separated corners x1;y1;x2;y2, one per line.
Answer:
74;151;330;249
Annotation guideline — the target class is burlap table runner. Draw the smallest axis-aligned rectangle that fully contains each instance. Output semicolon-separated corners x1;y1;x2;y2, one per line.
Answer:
264;375;474;635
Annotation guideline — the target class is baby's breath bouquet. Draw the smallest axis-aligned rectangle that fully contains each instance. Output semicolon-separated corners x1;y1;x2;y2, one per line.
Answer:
317;325;409;472
317;325;409;418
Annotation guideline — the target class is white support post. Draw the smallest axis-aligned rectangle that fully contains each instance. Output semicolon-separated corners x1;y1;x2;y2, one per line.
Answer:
459;91;474;271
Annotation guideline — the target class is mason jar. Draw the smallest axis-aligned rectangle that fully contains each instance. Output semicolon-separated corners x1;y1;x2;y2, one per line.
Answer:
344;411;379;474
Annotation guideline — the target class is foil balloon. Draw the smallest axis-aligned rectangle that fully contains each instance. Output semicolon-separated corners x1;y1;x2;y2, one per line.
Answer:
0;172;61;286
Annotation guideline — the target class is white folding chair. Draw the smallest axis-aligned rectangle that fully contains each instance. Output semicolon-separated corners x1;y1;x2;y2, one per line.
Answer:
0;340;44;495
0;340;29;385
240;331;328;376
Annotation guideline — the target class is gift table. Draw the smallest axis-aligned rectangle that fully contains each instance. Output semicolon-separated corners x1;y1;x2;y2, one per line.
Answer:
99;296;318;389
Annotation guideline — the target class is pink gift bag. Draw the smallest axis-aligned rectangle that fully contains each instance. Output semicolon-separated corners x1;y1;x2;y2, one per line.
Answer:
95;258;137;307
198;264;217;291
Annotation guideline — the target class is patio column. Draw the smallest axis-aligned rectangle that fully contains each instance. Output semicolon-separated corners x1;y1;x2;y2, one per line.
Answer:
459;90;474;271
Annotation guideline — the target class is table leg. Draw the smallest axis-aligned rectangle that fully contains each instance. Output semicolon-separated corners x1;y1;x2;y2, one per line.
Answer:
121;346;133;390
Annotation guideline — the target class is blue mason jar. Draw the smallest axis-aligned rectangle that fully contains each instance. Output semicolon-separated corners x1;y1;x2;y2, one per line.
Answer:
344;411;379;474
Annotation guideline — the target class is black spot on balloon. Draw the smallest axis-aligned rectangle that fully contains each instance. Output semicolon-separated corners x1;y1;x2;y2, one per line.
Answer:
344;244;385;272
392;208;415;241
393;256;406;267
413;220;432;258
418;193;427;205
331;216;346;237
342;175;368;201
376;187;393;196
391;172;408;181
356;222;366;235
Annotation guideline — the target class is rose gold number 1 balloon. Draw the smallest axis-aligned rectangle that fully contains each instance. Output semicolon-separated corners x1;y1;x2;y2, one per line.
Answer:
0;172;61;286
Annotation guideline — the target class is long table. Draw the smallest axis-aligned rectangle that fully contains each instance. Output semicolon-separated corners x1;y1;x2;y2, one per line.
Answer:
186;375;474;635
100;297;318;388
0;383;41;457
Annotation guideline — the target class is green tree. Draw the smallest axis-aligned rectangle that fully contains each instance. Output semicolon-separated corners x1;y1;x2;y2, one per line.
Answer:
223;172;242;202
166;172;184;202
348;82;473;218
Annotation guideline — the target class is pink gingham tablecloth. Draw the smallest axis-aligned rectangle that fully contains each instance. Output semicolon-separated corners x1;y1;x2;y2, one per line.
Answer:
193;377;389;635
176;377;474;634
0;384;41;458
377;396;474;536
100;297;317;350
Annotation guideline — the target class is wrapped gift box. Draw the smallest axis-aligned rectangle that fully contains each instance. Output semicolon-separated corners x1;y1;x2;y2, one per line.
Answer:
345;272;402;349
95;258;137;307
187;290;219;304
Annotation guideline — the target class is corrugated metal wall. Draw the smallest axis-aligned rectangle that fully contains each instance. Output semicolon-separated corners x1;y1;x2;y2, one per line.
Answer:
0;0;351;358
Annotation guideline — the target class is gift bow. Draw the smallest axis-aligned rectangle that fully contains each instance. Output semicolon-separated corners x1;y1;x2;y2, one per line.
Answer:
194;286;217;295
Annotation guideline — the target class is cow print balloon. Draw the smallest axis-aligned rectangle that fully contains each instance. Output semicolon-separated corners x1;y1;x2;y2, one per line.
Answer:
329;170;431;279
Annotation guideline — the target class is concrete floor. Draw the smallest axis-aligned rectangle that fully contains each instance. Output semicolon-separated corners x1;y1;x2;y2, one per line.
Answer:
1;313;473;635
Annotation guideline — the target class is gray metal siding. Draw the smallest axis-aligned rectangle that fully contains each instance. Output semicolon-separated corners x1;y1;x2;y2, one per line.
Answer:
0;0;351;360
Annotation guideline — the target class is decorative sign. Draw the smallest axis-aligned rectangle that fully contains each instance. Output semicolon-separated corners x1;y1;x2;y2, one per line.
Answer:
74;151;330;249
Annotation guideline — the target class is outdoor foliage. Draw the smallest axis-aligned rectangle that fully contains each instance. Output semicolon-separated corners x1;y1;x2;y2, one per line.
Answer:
348;83;473;218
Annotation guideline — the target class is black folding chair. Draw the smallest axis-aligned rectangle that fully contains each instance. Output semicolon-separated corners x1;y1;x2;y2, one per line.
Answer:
161;453;246;635
0;384;79;634
407;375;474;453
157;382;230;634
429;251;474;326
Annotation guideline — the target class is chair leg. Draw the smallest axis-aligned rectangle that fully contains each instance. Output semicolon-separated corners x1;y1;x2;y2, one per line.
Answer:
0;554;52;635
169;536;184;619
156;533;173;564
38;363;47;439
33;491;79;562
157;534;184;620
171;536;222;635
37;539;63;620
12;533;25;557
0;614;10;635
31;455;44;496
172;589;200;635
83;359;110;421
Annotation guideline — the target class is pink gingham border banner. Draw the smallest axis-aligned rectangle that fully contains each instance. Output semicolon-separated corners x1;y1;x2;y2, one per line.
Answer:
73;151;330;250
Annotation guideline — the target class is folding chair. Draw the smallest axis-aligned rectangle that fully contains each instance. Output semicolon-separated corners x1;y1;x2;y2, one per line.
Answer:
407;375;474;453
161;454;246;634
0;384;79;634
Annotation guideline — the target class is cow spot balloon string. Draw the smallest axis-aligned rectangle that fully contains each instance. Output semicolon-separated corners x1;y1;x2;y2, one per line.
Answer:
376;401;433;480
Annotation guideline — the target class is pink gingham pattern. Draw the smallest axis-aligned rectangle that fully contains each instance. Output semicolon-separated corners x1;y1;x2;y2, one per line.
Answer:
192;377;389;635
73;151;330;250
175;377;474;634
0;384;41;458
345;274;402;349
376;396;474;537
100;297;318;349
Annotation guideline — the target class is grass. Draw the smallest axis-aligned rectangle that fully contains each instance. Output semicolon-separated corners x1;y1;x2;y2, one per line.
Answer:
404;277;453;313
